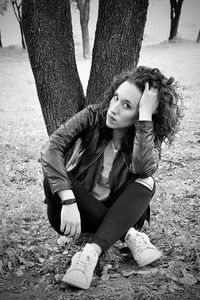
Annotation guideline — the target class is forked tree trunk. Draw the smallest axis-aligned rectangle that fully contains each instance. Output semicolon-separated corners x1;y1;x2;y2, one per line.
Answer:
169;0;184;41
86;0;149;105
22;0;149;134
76;0;90;59
22;0;85;135
196;29;200;43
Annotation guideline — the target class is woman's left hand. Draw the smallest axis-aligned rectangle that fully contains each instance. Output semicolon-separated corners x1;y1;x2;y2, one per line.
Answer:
139;82;159;120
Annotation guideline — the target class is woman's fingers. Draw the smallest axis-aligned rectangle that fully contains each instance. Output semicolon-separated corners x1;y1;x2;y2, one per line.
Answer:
75;223;81;239
67;224;76;238
60;221;65;233
145;81;158;93
64;223;71;236
63;222;81;238
145;81;149;91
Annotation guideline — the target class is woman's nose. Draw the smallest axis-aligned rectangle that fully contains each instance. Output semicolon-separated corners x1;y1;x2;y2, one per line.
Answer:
110;102;119;115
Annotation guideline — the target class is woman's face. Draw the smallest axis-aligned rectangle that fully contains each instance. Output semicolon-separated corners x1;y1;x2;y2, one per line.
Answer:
106;80;142;129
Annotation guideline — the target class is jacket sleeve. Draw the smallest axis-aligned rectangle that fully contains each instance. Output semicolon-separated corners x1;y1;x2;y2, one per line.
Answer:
130;120;161;177
41;105;98;194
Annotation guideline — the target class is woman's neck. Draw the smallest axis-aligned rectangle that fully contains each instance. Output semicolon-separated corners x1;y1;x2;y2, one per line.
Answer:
112;128;127;148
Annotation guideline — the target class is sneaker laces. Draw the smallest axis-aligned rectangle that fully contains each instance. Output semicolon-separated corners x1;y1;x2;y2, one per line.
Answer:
73;252;94;272
129;233;150;252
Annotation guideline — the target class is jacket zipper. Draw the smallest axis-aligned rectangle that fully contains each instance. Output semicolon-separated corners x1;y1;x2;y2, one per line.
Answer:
75;141;108;178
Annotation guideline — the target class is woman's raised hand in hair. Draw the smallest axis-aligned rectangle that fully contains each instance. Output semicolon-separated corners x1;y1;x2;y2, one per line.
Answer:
139;82;159;121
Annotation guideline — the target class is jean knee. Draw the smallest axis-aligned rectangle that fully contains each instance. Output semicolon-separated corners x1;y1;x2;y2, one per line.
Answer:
135;176;155;191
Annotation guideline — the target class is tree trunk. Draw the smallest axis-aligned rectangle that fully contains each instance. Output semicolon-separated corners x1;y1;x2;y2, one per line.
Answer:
76;0;90;59
22;0;85;135
196;29;200;43
0;30;2;48
169;0;184;41
86;0;149;105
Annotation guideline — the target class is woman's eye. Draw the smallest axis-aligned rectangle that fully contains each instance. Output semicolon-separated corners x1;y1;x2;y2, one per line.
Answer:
123;103;130;109
114;94;118;101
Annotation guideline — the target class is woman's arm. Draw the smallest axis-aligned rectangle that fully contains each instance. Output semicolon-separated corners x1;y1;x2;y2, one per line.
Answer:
131;82;161;177
131;121;161;177
41;105;98;195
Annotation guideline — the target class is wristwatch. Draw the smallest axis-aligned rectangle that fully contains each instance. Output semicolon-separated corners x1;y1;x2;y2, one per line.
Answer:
61;198;76;205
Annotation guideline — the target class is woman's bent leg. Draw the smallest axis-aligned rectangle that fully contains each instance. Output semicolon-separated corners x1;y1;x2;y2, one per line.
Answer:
43;177;108;235
92;178;155;253
44;178;63;234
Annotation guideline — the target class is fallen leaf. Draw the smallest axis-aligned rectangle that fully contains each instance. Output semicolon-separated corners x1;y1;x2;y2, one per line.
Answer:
122;267;159;277
38;277;46;283
179;270;197;286
38;257;45;264
57;236;73;247
0;260;3;274
168;283;184;292
9;232;21;243
16;267;23;277
109;273;120;278
101;274;110;281
6;248;16;262
55;274;64;282
8;261;12;270
102;264;112;275
18;257;27;264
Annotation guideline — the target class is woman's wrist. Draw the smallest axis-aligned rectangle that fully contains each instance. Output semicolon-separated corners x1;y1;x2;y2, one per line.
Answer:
139;109;152;121
57;189;75;201
61;198;76;205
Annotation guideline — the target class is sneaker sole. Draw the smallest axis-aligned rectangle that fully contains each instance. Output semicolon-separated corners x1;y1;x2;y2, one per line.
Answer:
137;252;162;268
62;276;90;290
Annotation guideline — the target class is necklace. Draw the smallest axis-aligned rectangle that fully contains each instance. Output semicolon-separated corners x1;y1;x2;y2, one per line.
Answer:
111;140;120;152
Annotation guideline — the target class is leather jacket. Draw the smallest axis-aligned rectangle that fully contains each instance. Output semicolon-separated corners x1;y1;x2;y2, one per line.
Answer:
41;105;161;196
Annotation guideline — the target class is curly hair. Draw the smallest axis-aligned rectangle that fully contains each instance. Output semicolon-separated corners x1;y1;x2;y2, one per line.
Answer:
98;66;183;146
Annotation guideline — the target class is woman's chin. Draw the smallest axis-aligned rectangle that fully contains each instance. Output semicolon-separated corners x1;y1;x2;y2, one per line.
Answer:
106;119;115;129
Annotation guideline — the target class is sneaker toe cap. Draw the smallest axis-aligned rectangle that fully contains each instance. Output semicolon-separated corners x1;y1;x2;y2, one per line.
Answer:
139;248;162;267
62;269;89;289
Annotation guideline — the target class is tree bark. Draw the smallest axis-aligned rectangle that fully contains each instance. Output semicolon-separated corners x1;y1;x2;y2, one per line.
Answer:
22;0;85;135
196;29;200;43
76;0;90;59
169;0;184;41
86;0;149;105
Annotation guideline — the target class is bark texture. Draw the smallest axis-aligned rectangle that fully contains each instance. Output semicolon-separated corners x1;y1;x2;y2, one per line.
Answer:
86;0;149;105
76;0;91;59
169;0;184;41
22;0;85;135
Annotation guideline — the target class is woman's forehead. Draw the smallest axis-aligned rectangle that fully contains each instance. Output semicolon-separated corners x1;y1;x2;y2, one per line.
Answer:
117;81;142;101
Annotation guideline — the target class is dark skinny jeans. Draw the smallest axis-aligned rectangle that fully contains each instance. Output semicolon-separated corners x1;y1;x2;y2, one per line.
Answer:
43;176;155;253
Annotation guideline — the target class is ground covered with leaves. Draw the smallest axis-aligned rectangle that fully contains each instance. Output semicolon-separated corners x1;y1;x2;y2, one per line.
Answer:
0;42;200;299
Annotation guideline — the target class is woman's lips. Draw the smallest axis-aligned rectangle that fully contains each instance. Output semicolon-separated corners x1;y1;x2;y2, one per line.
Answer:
107;114;116;121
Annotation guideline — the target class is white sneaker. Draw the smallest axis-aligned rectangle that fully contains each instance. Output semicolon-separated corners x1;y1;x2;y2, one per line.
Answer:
62;243;99;289
125;228;162;267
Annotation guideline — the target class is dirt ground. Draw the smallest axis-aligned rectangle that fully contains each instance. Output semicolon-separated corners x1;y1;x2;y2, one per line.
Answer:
0;40;200;299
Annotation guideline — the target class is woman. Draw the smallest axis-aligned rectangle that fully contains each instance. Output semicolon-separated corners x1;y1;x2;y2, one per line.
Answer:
41;66;182;289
